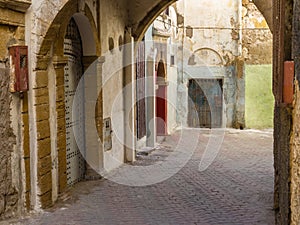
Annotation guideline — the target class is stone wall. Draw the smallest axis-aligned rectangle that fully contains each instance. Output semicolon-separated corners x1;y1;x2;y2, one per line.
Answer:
174;0;245;128
0;62;18;219
290;85;300;225
0;1;30;219
273;0;293;224
28;0;128;209
242;2;272;65
290;1;300;224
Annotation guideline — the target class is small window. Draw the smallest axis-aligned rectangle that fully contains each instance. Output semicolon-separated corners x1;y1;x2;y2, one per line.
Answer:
186;26;193;38
170;55;175;66
20;55;27;68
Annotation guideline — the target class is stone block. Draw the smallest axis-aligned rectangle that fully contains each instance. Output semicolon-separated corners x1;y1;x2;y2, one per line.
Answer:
56;86;65;101
39;191;52;209
34;94;49;106
38;38;53;56
56;105;66;119
36;55;51;71
24;158;30;192
25;191;30;210
45;24;61;39
58;149;66;170
35;104;50;121
0;0;31;13
0;7;24;26
22;113;30;158
37;138;51;159
34;87;48;97
33;71;48;89
58;148;67;193
36;120;50;140
37;171;52;195
15;26;25;41
38;155;52;177
22;93;28;113
56;74;65;86
57;132;66;150
59;172;67;193
56;100;65;110
56;117;66;134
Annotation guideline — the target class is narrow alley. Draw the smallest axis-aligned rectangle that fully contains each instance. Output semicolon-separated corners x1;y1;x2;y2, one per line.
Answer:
13;129;274;225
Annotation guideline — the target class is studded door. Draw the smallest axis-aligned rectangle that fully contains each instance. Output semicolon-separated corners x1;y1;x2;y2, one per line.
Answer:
64;18;86;186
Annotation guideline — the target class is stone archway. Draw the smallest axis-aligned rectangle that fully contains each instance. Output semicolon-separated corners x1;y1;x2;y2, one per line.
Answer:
28;0;100;209
128;0;293;224
130;0;272;41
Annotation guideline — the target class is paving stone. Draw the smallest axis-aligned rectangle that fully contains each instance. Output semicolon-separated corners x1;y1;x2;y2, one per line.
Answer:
14;129;275;225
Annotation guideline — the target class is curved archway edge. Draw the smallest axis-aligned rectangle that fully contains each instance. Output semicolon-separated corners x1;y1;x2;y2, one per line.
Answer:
132;0;272;41
34;0;100;70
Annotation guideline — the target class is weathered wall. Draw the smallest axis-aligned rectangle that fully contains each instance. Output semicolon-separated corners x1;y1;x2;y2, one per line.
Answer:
242;2;272;65
140;7;179;146
290;1;300;224
0;62;19;219
0;1;30;219
129;0;273;40
100;0;127;170
273;0;293;224
26;0;129;210
290;85;300;225
174;0;245;128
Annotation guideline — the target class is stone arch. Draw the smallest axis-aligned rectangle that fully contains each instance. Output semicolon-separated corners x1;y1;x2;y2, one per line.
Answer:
35;0;100;70
133;0;177;41
30;0;101;208
190;48;224;66
132;0;272;41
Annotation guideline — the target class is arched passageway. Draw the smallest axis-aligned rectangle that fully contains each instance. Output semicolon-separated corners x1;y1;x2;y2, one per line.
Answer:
17;0;297;224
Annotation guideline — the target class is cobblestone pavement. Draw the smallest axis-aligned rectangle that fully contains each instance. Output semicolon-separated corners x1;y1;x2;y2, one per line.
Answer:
11;129;274;225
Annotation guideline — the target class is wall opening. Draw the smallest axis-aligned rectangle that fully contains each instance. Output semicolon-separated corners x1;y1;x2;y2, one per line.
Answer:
188;78;223;128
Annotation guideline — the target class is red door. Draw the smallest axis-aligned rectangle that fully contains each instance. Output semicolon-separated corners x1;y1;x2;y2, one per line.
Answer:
156;84;167;135
156;60;167;136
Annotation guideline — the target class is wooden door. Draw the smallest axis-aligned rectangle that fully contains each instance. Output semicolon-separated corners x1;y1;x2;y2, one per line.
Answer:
188;79;223;128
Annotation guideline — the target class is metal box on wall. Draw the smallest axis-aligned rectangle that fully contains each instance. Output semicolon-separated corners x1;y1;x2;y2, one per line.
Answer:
103;117;112;151
283;61;294;104
9;46;29;93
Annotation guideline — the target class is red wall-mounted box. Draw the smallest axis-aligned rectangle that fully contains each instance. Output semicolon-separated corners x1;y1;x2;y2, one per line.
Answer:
283;61;294;104
9;46;28;93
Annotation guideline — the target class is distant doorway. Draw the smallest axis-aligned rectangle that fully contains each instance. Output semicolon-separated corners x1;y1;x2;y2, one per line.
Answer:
188;79;223;128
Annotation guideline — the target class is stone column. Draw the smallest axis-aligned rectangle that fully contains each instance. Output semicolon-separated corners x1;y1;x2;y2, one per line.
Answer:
123;29;136;162
31;69;52;209
145;54;156;147
52;56;68;199
84;56;105;178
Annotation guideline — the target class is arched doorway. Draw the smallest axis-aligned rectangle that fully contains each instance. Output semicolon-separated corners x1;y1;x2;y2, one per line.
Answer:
156;59;168;135
64;18;86;186
131;0;280;223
